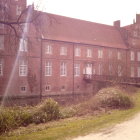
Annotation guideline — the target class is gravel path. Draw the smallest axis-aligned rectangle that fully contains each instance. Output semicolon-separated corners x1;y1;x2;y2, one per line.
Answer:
72;113;140;140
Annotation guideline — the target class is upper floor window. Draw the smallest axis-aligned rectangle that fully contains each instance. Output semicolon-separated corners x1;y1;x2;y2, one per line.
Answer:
74;63;80;76
0;36;4;50
16;6;22;16
87;48;92;57
45;61;52;76
46;45;52;54
117;51;121;60
60;62;67;76
19;38;28;52
108;50;112;59
109;64;113;75
98;48;103;58
0;59;3;76
131;66;135;77
19;60;28;76
130;51;135;61
75;47;81;56
118;65;122;76
137;52;140;61
60;46;67;55
98;63;102;75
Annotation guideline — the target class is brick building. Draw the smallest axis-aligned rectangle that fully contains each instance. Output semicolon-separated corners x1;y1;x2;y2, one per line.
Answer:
0;0;140;99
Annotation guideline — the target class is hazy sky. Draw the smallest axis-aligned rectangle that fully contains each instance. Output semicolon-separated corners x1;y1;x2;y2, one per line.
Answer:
27;0;140;26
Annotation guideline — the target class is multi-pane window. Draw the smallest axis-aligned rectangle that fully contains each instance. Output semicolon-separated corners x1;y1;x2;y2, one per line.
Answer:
131;66;135;77
20;86;26;92
138;67;140;77
98;63;102;75
16;6;22;16
118;65;122;76
117;51;121;60
60;46;67;55
108;50;112;59
0;36;4;50
45;61;52;76
0;59;3;76
60;62;67;76
130;51;135;61
46;85;51;91
46;45;52;54
19;60;28;76
98;48;103;58
74;63;80;76
19;38;28;52
87;48;92;57
137;52;140;61
75;47;81;56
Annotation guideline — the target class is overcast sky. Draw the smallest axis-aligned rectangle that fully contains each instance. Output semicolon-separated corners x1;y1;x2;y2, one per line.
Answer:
27;0;140;26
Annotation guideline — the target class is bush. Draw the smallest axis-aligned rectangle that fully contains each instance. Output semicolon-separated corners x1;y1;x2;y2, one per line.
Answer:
32;98;60;124
96;87;134;109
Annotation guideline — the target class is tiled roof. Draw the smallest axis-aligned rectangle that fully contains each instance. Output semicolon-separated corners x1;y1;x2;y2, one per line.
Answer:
39;13;127;49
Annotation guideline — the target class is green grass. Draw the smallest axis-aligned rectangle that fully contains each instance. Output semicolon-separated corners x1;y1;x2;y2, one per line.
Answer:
1;89;140;140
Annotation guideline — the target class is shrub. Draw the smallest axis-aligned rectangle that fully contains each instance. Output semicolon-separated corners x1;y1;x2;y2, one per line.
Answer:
32;98;60;124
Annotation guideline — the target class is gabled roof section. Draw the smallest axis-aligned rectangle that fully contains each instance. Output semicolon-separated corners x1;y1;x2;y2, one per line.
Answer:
40;13;127;49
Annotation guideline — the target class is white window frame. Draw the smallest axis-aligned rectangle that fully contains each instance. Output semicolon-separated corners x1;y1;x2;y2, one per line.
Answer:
45;61;52;76
98;63;102;75
131;66;135;77
16;6;22;16
87;48;92;57
75;47;81;56
74;63;80;76
137;52;140;61
117;51;121;60
0;61;3;76
130;51;135;61
46;45;52;54
60;62;67;76
60;46;67;55
98;48;103;58
0;36;4;50
19;60;28;76
138;67;140;77
19;38;28;52
118;65;122;76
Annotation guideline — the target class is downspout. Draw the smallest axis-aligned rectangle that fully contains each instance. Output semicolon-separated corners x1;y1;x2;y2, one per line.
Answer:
40;38;43;101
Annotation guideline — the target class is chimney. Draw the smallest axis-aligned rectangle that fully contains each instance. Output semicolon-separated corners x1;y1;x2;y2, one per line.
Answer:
136;14;140;24
113;20;120;28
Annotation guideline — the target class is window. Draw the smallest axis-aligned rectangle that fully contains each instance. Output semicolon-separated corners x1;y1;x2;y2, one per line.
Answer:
137;52;140;61
46;45;52;54
118;65;122;76
138;67;140;77
60;46;67;55
60;62;67;76
16;6;22;16
87;48;92;57
108;50;112;59
98;48;103;58
131;66;135;77
98;63;102;75
0;36;4;50
0;60;3;76
130;51;135;61
117;51;121;60
45;61;52;76
134;31;138;37
19;38;27;52
46;85;51;91
109;64;112;75
74;63;80;76
20;86;26;92
75;47;81;56
61;85;65;91
19;60;28;76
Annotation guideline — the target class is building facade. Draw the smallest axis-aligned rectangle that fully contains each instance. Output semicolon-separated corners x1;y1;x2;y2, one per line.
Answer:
0;0;140;99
